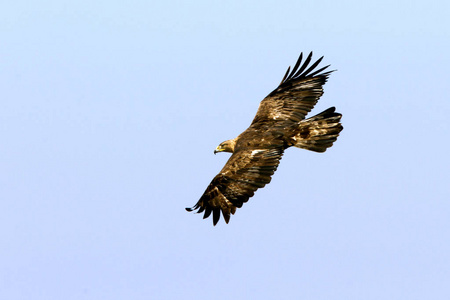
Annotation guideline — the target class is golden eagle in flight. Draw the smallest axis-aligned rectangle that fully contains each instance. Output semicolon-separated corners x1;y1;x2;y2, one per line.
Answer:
186;52;343;225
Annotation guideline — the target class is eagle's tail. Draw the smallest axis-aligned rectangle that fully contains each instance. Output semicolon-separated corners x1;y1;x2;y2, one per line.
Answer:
291;107;343;153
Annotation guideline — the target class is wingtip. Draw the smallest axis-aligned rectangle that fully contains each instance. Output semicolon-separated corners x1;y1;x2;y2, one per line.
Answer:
222;210;230;224
185;203;200;212
212;208;220;226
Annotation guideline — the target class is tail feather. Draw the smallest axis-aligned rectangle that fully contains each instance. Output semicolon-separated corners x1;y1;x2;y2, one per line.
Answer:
291;107;343;152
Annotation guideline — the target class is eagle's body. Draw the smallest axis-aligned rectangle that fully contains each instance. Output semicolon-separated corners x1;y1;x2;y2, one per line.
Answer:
186;52;343;225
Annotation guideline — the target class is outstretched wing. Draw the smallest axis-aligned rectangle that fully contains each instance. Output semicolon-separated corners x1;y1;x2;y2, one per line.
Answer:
251;52;334;125
186;147;284;225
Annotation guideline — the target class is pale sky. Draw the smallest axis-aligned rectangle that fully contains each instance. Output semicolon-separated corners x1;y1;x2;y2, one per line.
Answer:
1;1;449;299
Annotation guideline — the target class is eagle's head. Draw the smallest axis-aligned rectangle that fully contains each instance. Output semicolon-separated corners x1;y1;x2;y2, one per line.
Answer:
214;138;237;154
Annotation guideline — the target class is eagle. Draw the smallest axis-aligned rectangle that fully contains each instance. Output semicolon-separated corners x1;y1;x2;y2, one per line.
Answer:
186;52;343;225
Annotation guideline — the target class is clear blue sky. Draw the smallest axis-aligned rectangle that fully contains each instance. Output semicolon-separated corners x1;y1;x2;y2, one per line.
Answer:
1;1;449;299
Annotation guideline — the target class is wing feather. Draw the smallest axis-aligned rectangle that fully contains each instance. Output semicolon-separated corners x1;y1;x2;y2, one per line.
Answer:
285;52;303;81
292;51;312;79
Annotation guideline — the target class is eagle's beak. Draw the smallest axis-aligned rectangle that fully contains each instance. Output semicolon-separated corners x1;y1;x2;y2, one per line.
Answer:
214;146;222;155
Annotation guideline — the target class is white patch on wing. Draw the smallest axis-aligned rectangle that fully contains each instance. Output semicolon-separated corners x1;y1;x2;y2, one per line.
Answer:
251;150;264;157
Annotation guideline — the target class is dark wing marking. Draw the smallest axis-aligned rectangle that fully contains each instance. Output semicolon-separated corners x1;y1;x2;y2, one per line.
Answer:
251;52;334;125
186;147;284;225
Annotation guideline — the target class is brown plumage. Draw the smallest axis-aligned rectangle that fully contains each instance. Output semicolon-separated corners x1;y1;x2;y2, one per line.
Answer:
186;52;343;225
